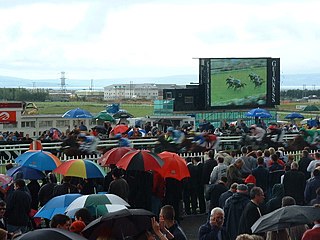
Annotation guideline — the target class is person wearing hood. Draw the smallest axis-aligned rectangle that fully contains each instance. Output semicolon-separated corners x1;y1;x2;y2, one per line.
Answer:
223;184;250;240
265;183;284;213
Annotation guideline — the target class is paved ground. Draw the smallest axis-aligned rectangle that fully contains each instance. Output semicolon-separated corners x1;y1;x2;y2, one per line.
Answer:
180;213;207;240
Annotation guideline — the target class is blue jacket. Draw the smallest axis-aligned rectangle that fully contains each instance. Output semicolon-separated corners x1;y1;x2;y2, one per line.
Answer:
198;222;229;240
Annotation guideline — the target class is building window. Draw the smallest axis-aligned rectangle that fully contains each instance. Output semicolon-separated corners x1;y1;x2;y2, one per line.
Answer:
185;96;194;104
3;123;17;129
56;120;70;127
21;121;36;128
166;92;172;99
39;121;53;128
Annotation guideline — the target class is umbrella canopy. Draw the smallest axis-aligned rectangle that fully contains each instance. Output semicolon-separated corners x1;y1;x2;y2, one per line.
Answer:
111;125;130;135
65;194;130;218
245;108;271;117
82;208;155;240
113;110;134;119
66;204;127;218
62;108;93;118
34;194;82;220
116;150;164;171
0;174;12;186
94;111;115;122
157;151;190;181
15;228;87;240
285;112;305;119
98;147;135;166
14;150;61;171
53;159;106;179
300;118;311;125
7;166;46;180
251;205;320;233
303;105;319;111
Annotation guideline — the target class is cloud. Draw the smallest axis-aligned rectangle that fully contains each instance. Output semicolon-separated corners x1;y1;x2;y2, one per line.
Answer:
0;0;320;81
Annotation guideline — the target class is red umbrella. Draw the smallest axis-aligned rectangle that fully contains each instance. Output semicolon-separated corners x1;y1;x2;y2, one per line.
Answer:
98;147;135;166
111;125;129;135
157;151;190;181
116;150;164;171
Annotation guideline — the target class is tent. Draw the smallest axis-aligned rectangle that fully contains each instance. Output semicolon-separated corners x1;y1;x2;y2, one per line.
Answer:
303;105;319;111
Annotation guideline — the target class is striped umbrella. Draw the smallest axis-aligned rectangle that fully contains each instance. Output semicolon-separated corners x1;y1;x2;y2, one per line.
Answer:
53;159;106;179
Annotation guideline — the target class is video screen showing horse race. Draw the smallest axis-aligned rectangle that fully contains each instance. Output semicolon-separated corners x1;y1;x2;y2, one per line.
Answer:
210;58;268;107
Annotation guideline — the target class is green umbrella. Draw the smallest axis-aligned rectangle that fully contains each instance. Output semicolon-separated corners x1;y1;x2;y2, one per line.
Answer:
94;111;115;122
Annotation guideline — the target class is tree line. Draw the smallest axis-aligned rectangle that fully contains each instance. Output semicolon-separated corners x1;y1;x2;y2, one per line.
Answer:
280;89;320;100
0;88;49;101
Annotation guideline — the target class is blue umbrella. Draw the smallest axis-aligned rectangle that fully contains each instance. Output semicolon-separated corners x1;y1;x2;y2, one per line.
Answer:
245;108;270;117
253;112;272;118
34;194;82;220
6;166;46;180
62;108;93;118
285;112;305;119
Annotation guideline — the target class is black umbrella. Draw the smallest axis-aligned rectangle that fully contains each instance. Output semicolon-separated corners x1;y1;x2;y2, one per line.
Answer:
82;208;155;240
15;228;87;240
251;205;320;233
113;110;134;119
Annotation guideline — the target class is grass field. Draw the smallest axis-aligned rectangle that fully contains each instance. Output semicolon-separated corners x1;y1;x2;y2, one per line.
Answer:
211;67;267;106
34;101;154;117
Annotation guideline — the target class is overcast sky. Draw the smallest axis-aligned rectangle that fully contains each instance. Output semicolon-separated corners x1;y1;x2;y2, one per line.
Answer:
1;0;320;81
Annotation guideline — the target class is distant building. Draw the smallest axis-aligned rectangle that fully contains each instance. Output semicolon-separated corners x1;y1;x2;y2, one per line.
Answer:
103;83;185;100
75;90;104;100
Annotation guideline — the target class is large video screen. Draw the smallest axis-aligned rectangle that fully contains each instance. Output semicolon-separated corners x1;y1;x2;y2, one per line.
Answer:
199;57;280;109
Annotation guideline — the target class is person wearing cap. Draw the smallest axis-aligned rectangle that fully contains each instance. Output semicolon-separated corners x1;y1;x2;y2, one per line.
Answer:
223;184;250;240
219;183;238;209
69;220;86;235
238;187;265;236
248;124;266;144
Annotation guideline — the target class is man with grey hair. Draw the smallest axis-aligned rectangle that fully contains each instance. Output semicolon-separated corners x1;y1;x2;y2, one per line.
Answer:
198;207;229;240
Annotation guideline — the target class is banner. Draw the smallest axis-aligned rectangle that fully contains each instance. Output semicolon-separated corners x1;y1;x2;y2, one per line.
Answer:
0;111;17;123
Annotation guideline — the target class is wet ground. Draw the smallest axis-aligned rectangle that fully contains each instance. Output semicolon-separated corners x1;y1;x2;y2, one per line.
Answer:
179;213;207;240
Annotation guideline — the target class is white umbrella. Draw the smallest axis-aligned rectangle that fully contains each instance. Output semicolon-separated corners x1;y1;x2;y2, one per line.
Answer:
65;204;127;218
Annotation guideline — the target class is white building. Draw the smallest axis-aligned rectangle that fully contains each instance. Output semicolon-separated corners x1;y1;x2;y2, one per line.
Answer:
103;83;185;100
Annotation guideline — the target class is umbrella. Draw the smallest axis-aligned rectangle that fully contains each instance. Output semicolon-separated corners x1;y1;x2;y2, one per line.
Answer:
300;118;311;125
245;108;270;117
34;194;82;220
62;108;93;118
0;174;12;186
6;166;46;180
98;147;135;166
157;151;190;181
15;228;87;240
285;112;305;119
53;159;106;179
111;125;130;135
82;208;155;240
251;205;320;233
116;150;164;171
92;125;107;134
65;194;130;218
94;111;115;122
113;110;134;119
14;150;61;171
66;204;128;218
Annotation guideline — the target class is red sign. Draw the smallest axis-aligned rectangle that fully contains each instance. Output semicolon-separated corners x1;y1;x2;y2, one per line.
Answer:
0;102;23;108
0;111;17;123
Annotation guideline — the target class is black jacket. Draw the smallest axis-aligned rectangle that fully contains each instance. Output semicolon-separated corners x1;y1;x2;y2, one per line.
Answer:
6;188;31;226
238;201;262;235
199;222;229;240
202;158;217;184
283;169;306;205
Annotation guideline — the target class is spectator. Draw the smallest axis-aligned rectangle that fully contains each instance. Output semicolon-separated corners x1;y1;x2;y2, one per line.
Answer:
53;176;78;197
69;220;86;234
0;200;7;230
304;168;320;204
307;152;320;174
50;214;71;230
265;184;284;213
224;184;250;240
301;204;320;240
193;157;206;214
226;159;244;187
74;208;93;226
202;150;217;185
183;157;197;215
38;173;57;207
238;146;257;178
207;176;228;213
238;187;265;235
299;150;313;180
210;157;228;184
79;121;88;132
159;205;187;240
283;161;306;205
219;183;238;209
252;157;269;195
6;179;31;234
108;168;129;203
198;207;228;240
310;187;320;205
